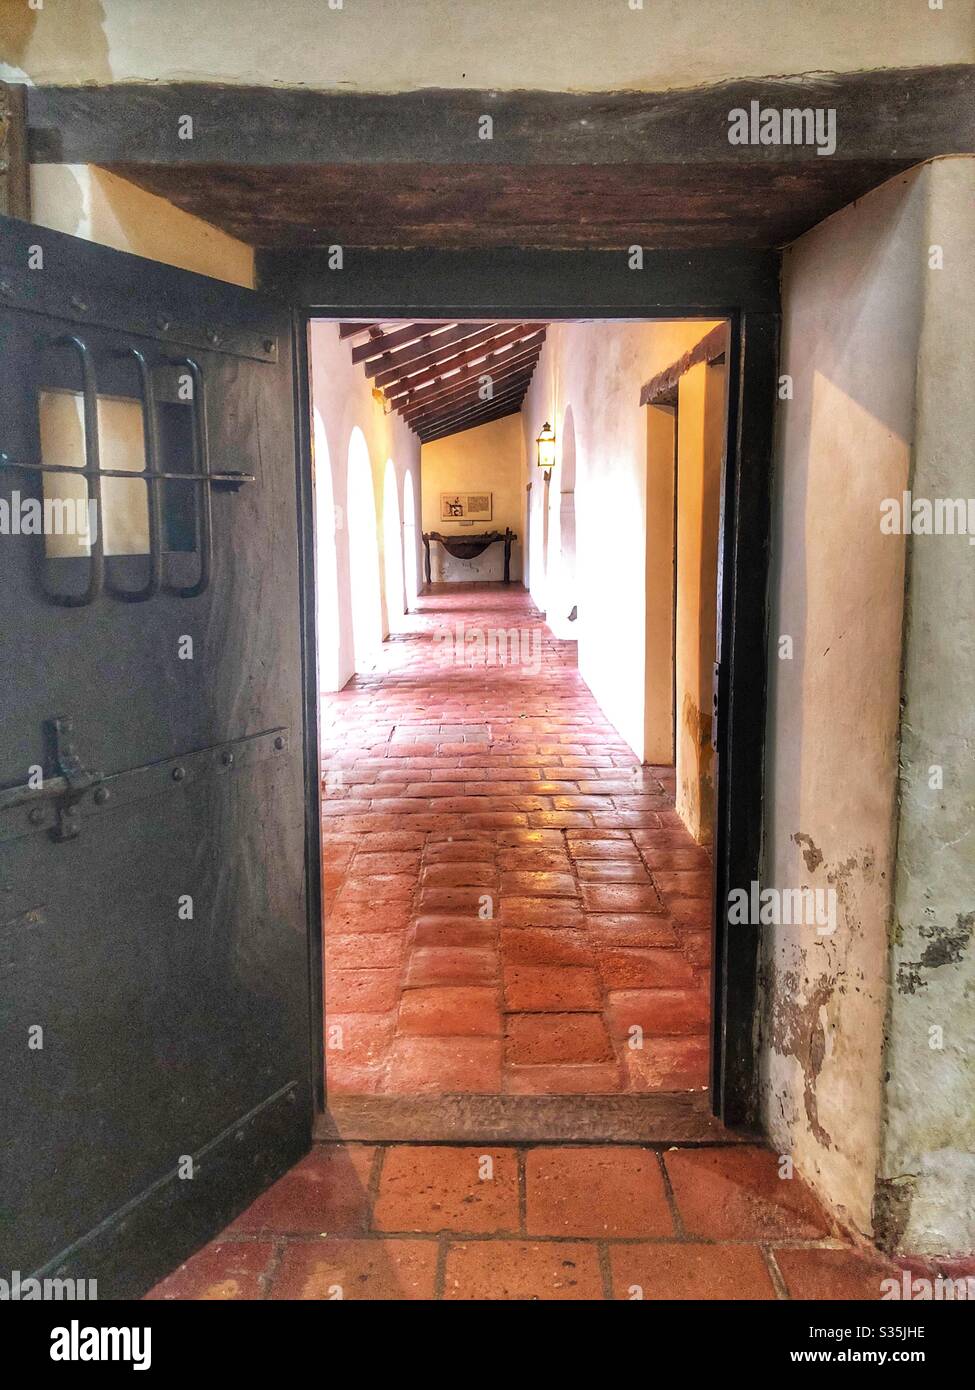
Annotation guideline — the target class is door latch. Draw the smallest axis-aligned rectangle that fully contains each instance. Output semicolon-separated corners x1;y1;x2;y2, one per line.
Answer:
47;717;102;841
711;662;721;753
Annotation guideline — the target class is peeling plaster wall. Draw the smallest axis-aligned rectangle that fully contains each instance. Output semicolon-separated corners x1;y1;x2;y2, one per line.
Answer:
878;158;975;1257
2;0;972;91
761;162;975;1245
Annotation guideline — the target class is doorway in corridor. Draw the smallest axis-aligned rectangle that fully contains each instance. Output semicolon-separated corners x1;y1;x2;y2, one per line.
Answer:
309;314;743;1132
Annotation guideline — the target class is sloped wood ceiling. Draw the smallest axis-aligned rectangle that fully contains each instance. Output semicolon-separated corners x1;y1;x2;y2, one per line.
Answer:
342;319;545;442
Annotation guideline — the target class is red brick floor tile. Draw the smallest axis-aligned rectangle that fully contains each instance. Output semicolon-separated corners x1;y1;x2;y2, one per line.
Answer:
500;927;596;967
580;882;664;913
505;1012;614;1064
664;1146;832;1240
503;964;602;1011
326;969;401;1013
271;1239;437;1300
144;1240;275;1300
596;946;697;989
574;860;653;882
653;870;713;899
607;987;710;1036
526;1147;673;1238
497;897;585;928
337;873;416;901
498;848;573;872
621;1034;710;1091
411;916;497;947
640;846;712;870
319;586;712;1097
325;934;406;970
443;1241;604;1300
397;986;501;1037
586;913;680;948
419;886;497;913
386;1037;503;1092
500;870;579;897
373;1146;519;1233
230;1145;375;1234
609;1243;777;1300
404;946;498;987
773;1246;904;1299
422;862;498;887
497;828;567;848
352;851;421;874
324;1010;396;1065
325;901;411;935
506;1062;622;1093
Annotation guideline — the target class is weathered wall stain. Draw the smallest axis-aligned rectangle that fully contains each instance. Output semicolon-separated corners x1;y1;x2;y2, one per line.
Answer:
767;968;838;1149
897;911;974;995
792;831;824;874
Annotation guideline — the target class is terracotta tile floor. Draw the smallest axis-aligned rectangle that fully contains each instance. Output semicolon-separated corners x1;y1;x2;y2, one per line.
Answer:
320;584;712;1096
148;1141;956;1300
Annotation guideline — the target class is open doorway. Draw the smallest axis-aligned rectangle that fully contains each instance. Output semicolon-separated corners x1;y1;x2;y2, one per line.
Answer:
644;329;728;845
310;315;735;1134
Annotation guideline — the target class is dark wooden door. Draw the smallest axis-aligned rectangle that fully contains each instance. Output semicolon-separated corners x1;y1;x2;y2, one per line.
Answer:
0;218;315;1297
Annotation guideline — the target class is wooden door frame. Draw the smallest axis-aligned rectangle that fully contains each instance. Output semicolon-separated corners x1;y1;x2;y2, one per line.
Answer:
273;248;778;1129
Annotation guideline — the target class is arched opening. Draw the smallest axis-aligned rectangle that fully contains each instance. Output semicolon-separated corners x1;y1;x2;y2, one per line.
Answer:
312;406;342;692
382;459;405;631
548;403;578;639
402;469;419;607
346;427;383;672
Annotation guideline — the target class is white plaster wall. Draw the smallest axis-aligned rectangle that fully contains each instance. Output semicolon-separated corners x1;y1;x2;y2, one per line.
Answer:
3;0;971;91
308;321;422;689
760;168;928;1239
522;319;721;761
880;157;975;1256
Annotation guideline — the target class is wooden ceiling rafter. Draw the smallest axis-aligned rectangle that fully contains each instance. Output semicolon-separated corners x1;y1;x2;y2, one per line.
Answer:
398;356;541;424
341;316;547;443
420;401;524;445
392;335;545;412
372;320;542;391
366;319;495;382
413;379;534;436
351;319;455;365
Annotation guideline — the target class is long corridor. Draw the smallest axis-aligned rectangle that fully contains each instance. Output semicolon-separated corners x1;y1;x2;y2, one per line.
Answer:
320;584;712;1097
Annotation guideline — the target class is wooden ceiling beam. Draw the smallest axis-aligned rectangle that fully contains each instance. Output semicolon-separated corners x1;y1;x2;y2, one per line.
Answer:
391;333;545;411
372;319;539;391
365;319;494;381
29;71;974;168
352;320;451;365
414;389;529;439
420;402;523;445
412;380;531;435
398;355;539;422
381;321;545;397
338;322;379;339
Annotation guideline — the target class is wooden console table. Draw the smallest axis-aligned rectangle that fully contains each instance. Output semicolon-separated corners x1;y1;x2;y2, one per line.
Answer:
422;528;517;584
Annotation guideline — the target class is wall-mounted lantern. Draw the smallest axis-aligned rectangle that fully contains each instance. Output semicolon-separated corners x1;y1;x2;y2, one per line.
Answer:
536;420;556;479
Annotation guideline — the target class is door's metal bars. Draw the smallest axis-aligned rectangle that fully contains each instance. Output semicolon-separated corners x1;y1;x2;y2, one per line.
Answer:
0;345;256;605
106;346;163;603
34;334;106;607
163;355;211;599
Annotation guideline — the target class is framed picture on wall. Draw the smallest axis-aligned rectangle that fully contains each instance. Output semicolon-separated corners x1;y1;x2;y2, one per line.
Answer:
440;492;493;522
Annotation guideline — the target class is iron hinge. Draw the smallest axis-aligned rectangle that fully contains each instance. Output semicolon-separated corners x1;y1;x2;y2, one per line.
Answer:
0;723;290;845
